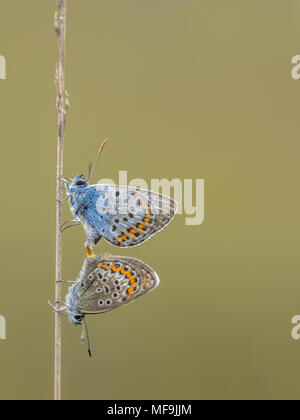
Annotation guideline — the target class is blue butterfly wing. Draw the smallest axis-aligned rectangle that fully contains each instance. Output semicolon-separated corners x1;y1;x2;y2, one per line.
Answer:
81;185;177;248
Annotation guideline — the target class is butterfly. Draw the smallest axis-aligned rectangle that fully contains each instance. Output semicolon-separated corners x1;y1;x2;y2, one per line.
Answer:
61;140;177;255
49;255;160;356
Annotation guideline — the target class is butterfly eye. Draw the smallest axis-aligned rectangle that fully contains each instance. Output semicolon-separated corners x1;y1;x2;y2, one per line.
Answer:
74;315;82;322
75;179;86;186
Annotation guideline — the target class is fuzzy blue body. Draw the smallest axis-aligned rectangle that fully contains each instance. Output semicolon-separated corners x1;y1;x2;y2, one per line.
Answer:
66;175;108;247
66;286;83;325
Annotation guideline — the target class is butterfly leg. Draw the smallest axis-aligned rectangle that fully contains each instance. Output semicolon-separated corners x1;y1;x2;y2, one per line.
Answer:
60;177;71;192
60;220;81;233
61;219;71;230
56;280;76;284
58;195;71;203
48;301;68;312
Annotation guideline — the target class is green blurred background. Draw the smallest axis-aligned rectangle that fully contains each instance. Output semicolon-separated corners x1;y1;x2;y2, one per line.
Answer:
0;0;300;400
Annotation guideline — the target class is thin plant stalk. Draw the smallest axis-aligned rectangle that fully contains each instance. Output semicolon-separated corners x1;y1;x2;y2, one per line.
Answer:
54;0;68;401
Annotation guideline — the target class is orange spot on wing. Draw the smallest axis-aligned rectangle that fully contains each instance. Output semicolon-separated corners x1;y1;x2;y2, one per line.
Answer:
137;224;145;233
126;270;135;280
98;263;109;269
129;228;137;238
117;232;128;243
130;279;137;286
111;264;121;272
144;210;152;226
127;286;135;295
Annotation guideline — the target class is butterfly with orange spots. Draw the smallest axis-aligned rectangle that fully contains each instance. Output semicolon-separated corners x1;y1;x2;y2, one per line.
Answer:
61;141;177;254
49;255;160;356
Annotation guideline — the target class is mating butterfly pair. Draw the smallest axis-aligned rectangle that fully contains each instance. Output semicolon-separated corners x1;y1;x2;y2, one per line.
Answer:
50;142;177;356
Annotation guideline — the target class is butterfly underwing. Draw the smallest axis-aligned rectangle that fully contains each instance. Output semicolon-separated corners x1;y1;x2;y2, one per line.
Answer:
51;256;160;356
62;143;177;250
67;180;177;249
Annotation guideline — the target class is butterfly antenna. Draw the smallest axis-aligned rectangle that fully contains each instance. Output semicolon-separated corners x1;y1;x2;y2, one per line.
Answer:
82;317;92;358
87;162;93;179
87;138;108;181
